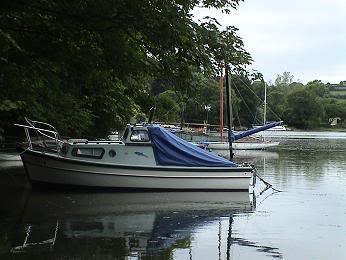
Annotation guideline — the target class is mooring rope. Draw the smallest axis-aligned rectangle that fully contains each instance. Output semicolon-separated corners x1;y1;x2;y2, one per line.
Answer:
252;166;283;193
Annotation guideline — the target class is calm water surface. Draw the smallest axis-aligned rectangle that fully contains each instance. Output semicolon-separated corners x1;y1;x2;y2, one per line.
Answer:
0;136;346;259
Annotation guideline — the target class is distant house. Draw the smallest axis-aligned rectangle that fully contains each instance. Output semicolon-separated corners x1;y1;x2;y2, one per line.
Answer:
327;81;346;98
329;117;342;126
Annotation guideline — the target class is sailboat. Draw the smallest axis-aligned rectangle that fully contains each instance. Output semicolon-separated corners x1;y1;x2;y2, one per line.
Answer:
252;83;288;139
205;137;280;150
202;73;281;151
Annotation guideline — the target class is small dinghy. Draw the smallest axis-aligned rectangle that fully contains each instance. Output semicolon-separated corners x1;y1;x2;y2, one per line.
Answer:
15;118;253;190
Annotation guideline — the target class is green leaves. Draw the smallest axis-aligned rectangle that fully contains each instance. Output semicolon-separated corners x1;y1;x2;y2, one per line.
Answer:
0;0;251;137
0;100;25;112
155;90;181;123
265;73;341;129
285;88;324;129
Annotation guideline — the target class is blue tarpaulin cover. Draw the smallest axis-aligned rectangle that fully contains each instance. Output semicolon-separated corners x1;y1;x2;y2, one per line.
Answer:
147;126;236;167
200;121;283;145
232;121;282;141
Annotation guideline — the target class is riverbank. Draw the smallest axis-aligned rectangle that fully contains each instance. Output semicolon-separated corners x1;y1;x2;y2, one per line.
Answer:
254;130;346;139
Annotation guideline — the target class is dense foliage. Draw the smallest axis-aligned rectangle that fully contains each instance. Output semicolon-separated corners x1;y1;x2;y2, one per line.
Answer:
1;1;344;142
0;0;251;139
156;73;346;130
266;76;346;129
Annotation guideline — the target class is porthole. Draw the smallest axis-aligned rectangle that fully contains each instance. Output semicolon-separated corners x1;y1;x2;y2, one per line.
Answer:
109;149;116;157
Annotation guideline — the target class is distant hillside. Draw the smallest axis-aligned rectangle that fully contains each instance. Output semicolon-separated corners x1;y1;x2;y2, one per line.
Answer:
327;81;346;98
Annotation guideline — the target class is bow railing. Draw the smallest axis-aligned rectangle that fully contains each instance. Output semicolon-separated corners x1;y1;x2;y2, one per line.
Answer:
14;118;64;154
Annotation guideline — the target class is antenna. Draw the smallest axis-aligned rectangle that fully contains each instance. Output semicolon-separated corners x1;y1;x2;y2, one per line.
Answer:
148;107;156;123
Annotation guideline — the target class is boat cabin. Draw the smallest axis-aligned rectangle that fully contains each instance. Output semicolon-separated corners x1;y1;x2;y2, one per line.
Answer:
16;118;236;169
61;125;157;166
60;123;235;168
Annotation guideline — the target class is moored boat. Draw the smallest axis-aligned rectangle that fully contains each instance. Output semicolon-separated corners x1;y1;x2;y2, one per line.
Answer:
205;139;280;150
195;122;282;151
15;118;253;190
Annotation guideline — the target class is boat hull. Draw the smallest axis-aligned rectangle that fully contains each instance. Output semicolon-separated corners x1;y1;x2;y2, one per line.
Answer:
21;150;253;190
206;141;280;150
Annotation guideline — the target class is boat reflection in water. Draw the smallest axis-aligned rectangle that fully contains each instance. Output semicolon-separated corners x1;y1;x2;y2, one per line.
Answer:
8;191;281;259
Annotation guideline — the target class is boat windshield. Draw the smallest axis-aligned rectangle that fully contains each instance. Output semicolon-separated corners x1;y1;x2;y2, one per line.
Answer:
130;130;150;142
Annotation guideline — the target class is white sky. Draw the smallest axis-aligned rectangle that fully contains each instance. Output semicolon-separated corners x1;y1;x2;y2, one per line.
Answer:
193;0;346;84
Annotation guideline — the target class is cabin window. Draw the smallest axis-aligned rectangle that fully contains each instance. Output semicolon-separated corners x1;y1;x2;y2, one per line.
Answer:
130;130;150;142
71;148;105;159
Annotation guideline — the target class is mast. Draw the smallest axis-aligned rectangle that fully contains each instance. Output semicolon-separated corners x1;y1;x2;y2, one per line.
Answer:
263;82;267;125
219;67;224;142
226;216;234;260
180;102;185;130
225;64;233;160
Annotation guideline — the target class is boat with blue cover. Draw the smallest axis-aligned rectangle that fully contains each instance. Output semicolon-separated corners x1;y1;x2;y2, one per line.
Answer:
202;121;282;150
15;119;253;190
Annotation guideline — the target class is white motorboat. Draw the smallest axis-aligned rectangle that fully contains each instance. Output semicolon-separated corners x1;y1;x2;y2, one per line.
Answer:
15;118;253;190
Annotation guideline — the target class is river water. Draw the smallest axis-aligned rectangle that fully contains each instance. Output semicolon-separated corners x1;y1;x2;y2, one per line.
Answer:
0;135;346;259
